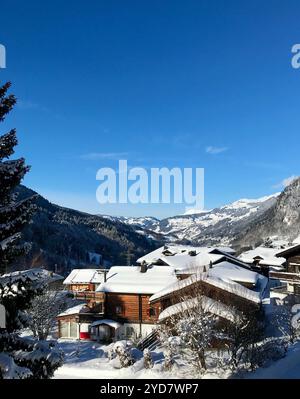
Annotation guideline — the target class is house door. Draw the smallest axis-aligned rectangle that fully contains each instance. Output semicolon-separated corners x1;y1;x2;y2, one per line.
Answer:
98;325;111;340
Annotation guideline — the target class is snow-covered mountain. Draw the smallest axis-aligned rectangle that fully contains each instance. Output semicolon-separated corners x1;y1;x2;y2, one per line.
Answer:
149;194;279;245
99;178;300;249
101;193;284;247
101;215;160;230
233;177;300;249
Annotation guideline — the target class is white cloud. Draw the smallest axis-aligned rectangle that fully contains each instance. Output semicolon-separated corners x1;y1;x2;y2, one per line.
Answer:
205;146;228;155
273;175;298;189
17;100;49;112
80;152;128;161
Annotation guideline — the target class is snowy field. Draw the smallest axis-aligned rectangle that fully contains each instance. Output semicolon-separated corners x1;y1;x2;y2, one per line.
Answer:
52;338;300;379
249;341;300;379
53;340;175;379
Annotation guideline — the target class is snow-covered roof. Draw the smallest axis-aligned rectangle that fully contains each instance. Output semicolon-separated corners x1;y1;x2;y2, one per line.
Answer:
96;265;178;295
90;319;121;329
63;269;105;285
150;264;268;305
209;262;259;284
158;252;225;271
58;303;88;317
276;243;300;258
239;247;286;267
158;296;239;323
136;245;235;271
0;268;63;286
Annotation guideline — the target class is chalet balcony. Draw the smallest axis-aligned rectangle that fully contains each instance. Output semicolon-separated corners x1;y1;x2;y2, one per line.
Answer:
72;291;105;302
270;271;300;284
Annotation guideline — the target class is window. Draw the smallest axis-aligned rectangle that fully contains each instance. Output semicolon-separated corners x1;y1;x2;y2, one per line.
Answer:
60;321;69;337
116;305;123;314
149;308;156;317
126;327;135;338
70;321;78;338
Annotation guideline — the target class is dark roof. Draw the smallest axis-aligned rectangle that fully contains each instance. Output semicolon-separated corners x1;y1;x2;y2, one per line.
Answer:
276;244;300;258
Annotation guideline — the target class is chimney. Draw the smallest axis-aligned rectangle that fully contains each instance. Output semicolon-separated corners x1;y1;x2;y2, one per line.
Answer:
103;270;107;282
140;262;147;273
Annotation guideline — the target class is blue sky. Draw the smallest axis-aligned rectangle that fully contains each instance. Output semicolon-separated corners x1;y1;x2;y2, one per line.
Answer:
0;0;300;218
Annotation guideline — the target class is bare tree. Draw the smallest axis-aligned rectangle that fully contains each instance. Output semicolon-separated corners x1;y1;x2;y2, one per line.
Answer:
222;308;264;371
158;268;265;375
273;304;299;344
25;289;68;340
159;278;218;375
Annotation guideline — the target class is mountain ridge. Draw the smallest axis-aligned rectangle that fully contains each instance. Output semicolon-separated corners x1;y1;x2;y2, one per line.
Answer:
15;178;300;273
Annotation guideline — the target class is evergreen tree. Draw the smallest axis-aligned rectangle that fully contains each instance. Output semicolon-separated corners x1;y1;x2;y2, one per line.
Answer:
0;82;63;378
0;81;36;274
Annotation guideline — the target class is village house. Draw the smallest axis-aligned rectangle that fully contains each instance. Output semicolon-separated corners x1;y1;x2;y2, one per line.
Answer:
136;245;237;269
93;265;178;341
272;244;300;294
57;269;107;339
57;302;106;340
239;247;286;278
57;265;177;341
57;244;270;344
63;268;106;298
149;261;268;325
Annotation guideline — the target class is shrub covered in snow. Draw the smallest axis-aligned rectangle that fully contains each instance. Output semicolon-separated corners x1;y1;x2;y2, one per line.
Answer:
107;341;136;369
162;349;176;372
0;332;64;379
115;345;135;368
143;349;154;369
160;295;217;375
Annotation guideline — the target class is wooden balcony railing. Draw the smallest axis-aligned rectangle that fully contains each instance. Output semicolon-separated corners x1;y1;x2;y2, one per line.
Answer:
270;271;300;283
72;291;105;302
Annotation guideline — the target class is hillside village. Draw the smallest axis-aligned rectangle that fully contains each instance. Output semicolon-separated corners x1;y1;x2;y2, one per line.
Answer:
2;236;300;379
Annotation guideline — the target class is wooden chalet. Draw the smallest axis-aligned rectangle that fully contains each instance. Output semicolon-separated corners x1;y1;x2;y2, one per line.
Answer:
57;247;268;343
58;265;177;341
58;269;107;339
63;268;106;294
92;265;178;341
276;244;300;273
57;303;105;340
136;245;237;272
149;261;268;324
239;247;286;273
272;244;300;294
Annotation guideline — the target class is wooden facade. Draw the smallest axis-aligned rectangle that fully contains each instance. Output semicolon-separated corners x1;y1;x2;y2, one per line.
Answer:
105;293;157;324
277;245;300;273
69;283;96;292
150;278;261;320
272;245;300;295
